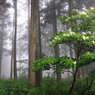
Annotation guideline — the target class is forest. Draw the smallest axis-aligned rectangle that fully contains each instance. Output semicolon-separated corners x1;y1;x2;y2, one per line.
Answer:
0;0;95;95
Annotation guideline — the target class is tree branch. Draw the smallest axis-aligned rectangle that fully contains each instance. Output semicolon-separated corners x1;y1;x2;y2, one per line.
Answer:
91;91;95;95
68;67;78;95
78;79;94;95
66;43;77;56
62;70;74;75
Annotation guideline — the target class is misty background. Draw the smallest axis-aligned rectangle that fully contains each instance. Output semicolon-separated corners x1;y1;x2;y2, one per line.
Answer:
1;0;95;79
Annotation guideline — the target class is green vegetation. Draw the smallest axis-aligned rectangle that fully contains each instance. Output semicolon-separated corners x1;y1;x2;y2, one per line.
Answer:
0;77;95;95
0;78;29;95
32;7;95;95
1;7;95;95
30;77;95;95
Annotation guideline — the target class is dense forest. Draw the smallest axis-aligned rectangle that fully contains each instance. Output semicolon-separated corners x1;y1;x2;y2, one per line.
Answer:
0;0;95;95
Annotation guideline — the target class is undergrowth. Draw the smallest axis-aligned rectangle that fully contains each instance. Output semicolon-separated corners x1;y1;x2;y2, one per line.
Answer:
0;77;95;95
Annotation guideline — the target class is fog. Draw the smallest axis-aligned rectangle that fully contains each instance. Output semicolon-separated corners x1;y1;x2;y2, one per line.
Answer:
0;0;95;79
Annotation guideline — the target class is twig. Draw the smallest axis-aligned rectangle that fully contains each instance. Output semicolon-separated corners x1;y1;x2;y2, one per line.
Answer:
62;70;74;75
66;43;77;55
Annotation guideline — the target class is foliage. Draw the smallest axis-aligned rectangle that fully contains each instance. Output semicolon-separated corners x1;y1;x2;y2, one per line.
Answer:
32;7;95;94
29;77;95;95
29;77;70;95
0;78;29;95
32;7;95;71
0;77;95;95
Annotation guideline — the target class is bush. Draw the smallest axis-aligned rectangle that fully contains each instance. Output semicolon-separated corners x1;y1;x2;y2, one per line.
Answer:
0;78;29;95
29;77;95;95
0;77;95;95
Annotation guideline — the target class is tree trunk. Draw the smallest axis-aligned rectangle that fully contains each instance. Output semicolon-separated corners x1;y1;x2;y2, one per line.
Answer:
30;0;42;89
52;0;61;81
0;18;4;79
28;0;31;80
68;0;84;78
13;0;17;78
68;0;74;77
10;29;14;78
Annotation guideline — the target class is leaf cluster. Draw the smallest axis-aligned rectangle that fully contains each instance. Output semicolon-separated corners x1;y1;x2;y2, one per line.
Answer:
32;7;95;75
32;56;76;73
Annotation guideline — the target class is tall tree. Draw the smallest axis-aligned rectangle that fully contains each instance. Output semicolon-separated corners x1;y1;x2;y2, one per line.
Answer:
30;0;42;88
28;0;31;80
10;27;14;78
68;0;75;77
0;18;4;79
52;0;61;81
13;0;17;78
0;0;10;78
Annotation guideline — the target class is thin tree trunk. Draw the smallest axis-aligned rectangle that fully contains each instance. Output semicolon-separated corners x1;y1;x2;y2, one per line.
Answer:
13;0;17;78
10;30;14;78
68;0;74;77
28;0;31;80
10;57;12;78
0;18;4;79
10;50;13;78
52;0;61;81
30;0;42;89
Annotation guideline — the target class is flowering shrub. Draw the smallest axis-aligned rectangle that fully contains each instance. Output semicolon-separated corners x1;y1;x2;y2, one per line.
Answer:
32;7;95;95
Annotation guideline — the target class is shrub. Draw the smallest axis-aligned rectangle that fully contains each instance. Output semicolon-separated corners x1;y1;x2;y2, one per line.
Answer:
29;77;95;95
0;78;29;95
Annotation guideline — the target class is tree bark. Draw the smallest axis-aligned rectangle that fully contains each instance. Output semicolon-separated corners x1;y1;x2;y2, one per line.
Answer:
28;0;31;80
68;0;74;77
30;0;42;89
0;18;4;79
13;0;17;78
52;0;61;81
10;29;14;78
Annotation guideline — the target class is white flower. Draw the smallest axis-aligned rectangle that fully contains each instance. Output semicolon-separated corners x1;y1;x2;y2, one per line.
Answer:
82;36;89;40
70;31;75;35
63;34;66;36
79;11;86;15
66;34;69;36
85;37;89;39
75;9;79;12
84;9;87;11
65;19;68;21
88;31;91;34
54;36;59;39
82;32;86;35
73;61;77;65
70;32;73;34
90;7;94;9
92;41;95;44
82;36;86;40
52;40;54;42
54;37;57;39
91;36;94;38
